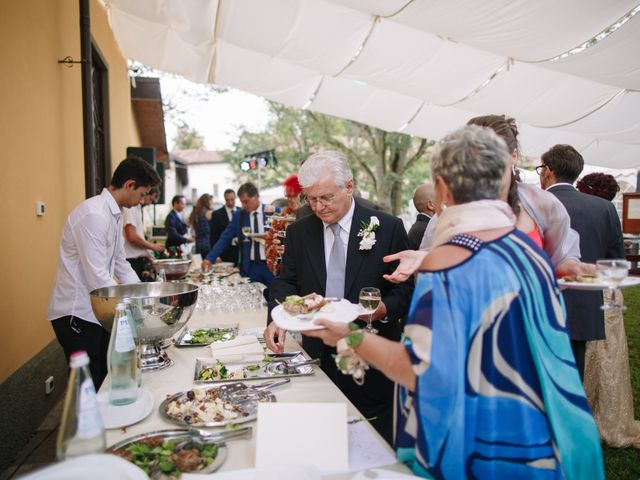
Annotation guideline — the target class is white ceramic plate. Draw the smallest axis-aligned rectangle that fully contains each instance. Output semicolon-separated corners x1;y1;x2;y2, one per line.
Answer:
271;299;360;331
558;275;640;291
97;388;154;429
19;454;147;480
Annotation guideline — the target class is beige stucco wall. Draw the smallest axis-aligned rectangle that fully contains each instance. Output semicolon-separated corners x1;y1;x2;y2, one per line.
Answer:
0;0;140;382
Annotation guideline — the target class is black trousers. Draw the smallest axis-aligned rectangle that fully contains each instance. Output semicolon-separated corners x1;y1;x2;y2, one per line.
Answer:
571;339;586;381
51;316;110;390
126;256;155;282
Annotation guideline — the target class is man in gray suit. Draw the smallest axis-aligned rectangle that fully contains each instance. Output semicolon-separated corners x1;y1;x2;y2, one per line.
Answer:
407;183;435;250
539;144;624;379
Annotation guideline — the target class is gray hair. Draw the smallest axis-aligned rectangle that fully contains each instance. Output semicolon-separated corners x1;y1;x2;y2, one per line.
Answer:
431;125;508;203
298;150;353;188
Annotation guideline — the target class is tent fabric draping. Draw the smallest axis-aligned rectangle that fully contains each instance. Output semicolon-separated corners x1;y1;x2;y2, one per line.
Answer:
105;0;640;168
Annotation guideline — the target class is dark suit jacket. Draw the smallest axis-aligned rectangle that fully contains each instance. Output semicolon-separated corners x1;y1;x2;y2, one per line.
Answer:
164;210;188;248
269;200;413;443
210;206;239;263
206;205;266;277
548;184;625;340
407;213;431;250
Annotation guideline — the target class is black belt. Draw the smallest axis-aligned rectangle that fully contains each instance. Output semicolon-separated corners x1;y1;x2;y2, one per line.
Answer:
253;259;267;264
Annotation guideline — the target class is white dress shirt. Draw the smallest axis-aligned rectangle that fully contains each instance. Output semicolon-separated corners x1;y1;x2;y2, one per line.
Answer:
226;207;234;221
123;204;148;259
322;199;355;268
47;188;140;325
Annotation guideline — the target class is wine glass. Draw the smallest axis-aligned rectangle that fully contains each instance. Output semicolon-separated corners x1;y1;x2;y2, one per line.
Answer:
275;229;286;262
264;205;276;229
596;259;631;310
359;287;381;334
241;225;251;243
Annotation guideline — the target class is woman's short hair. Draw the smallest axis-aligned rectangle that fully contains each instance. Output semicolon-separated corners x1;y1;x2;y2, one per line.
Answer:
298;151;353;188
577;172;619;201
431;125;509;204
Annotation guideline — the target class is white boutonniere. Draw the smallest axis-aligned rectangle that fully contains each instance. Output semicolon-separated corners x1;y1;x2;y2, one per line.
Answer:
358;216;379;250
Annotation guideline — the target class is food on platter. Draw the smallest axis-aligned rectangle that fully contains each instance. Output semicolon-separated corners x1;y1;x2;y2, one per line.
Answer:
282;293;328;315
562;274;599;283
175;325;238;346
163;387;250;425
197;361;246;381
109;434;219;478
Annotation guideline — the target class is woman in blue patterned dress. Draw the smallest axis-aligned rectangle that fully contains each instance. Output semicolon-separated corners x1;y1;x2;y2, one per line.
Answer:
188;193;214;257
305;125;603;479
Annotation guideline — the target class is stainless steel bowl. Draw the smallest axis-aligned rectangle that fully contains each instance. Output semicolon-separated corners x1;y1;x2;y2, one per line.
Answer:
151;258;192;280
90;282;199;371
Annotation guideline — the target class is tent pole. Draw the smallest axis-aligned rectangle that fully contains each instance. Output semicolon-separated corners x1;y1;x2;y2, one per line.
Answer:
80;0;95;198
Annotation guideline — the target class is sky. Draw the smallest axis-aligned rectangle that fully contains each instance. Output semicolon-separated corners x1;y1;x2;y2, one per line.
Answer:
160;76;272;152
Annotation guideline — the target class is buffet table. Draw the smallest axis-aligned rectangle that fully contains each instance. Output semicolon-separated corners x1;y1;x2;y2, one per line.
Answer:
102;306;413;478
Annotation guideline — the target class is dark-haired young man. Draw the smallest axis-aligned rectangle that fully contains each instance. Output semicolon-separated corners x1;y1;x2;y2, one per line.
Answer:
210;188;239;263
203;182;274;287
539;144;624;379
165;195;193;249
47;157;161;388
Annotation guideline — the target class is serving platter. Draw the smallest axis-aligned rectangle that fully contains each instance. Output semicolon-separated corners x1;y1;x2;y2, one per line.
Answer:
558;275;640;291
160;383;277;427
108;428;234;478
194;352;315;383
174;325;239;347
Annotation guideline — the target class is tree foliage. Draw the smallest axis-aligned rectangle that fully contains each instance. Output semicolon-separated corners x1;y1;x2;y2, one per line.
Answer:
224;102;434;215
173;123;205;150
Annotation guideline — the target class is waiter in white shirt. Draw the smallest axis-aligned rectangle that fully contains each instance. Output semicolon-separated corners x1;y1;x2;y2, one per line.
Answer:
47;157;161;388
123;186;164;280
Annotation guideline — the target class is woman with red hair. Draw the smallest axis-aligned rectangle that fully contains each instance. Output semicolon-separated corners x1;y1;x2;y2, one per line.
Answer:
265;174;303;275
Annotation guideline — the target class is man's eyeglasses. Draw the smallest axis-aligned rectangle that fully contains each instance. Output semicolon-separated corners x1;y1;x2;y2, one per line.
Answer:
307;194;336;207
535;164;548;175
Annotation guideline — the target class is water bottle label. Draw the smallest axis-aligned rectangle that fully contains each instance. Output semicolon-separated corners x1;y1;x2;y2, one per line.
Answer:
77;379;103;439
115;316;136;352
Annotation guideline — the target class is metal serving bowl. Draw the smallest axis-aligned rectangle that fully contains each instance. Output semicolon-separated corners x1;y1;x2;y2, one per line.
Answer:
90;282;199;371
151;258;192;280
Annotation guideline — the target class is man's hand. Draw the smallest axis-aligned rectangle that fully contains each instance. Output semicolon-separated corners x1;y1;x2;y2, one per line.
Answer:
150;243;164;254
185;236;194;243
382;250;428;283
202;259;213;271
264;322;287;354
303;319;352;347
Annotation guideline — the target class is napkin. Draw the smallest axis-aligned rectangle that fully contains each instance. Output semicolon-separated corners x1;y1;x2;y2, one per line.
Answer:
210;335;264;362
255;403;348;470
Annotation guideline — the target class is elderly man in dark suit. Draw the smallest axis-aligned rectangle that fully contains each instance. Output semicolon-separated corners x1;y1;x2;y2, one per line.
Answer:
210;188;239;263
203;182;274;287
407;182;435;250
264;151;413;445
539;144;625;379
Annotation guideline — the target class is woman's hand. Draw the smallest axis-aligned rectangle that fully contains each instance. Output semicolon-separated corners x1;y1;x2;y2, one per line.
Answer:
556;258;596;278
382;250;428;283
303;319;352;347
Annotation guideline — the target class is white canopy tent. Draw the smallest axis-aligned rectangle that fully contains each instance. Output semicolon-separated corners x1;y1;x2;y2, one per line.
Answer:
104;0;640;170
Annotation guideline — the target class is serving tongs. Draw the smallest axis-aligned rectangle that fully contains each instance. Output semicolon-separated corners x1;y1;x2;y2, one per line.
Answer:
223;377;291;404
174;426;252;451
265;358;320;375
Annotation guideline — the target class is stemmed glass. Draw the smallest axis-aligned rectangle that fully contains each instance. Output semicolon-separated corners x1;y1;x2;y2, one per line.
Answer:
275;229;286;262
241;225;251;243
596;259;631;311
359;287;381;334
264;205;276;230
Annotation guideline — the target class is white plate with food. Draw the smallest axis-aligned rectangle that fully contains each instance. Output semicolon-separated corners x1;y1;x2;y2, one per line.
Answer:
558;275;640;291
271;294;360;331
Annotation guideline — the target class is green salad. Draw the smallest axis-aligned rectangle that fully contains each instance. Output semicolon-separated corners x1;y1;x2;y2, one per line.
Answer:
186;328;236;344
110;435;218;478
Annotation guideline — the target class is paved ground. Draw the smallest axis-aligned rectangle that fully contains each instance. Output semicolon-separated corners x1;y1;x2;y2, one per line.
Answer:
0;398;62;479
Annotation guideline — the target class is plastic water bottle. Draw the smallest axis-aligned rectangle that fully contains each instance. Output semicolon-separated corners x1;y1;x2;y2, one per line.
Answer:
107;303;138;405
122;297;142;387
56;351;106;460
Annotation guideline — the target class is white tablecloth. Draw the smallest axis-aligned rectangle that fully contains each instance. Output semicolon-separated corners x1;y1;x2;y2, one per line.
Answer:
102;307;413;479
